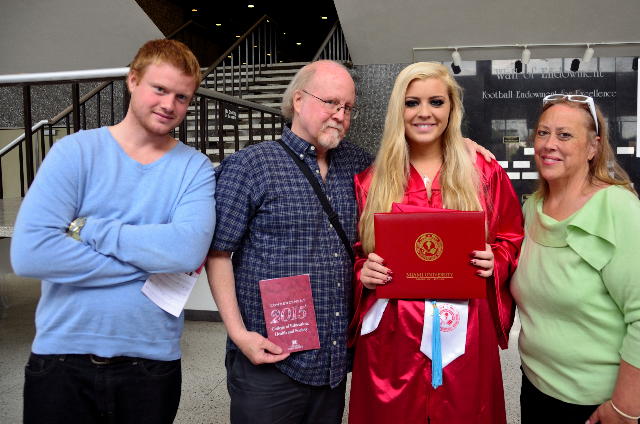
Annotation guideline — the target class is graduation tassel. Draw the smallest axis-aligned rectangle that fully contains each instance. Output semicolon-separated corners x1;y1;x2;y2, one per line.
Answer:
431;301;443;389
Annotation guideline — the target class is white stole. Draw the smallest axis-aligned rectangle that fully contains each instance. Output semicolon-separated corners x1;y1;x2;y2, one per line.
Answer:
361;299;468;367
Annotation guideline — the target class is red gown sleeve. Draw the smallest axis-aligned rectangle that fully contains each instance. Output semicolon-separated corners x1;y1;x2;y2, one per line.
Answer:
479;157;524;348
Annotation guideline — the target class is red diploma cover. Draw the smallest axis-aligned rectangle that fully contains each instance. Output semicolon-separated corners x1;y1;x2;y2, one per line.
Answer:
374;209;486;299
259;274;320;352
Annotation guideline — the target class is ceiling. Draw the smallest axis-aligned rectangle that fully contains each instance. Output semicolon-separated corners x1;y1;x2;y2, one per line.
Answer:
164;0;340;63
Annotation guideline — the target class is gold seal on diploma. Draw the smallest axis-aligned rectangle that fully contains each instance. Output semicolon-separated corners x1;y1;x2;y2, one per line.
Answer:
415;233;443;262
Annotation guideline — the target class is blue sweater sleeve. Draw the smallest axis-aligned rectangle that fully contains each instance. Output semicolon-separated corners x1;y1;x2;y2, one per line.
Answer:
10;138;149;287
80;157;215;273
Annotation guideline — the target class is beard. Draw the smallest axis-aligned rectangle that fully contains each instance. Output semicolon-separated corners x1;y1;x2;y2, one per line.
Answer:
317;123;345;150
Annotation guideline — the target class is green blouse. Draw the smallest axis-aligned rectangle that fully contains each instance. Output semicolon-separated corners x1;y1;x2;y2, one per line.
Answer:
512;185;640;404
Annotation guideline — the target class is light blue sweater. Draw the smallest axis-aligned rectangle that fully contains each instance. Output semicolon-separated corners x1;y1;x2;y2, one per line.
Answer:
11;127;216;360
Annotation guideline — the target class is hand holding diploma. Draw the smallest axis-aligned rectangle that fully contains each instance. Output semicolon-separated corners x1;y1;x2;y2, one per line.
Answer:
360;253;391;290
471;243;494;279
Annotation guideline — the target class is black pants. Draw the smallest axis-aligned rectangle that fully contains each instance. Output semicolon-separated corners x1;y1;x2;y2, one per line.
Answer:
24;353;181;424
225;350;346;424
520;370;599;424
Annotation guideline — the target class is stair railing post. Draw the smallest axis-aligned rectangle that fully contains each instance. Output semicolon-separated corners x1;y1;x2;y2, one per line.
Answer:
22;84;35;187
72;82;81;133
199;96;207;154
251;33;256;83
217;100;225;161
248;109;253;145
110;82;115;125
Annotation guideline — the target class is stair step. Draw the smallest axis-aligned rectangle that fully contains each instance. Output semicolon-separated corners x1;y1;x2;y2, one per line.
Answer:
206;68;300;80
185;122;282;131
199;84;289;94
184;134;276;143
206;62;307;72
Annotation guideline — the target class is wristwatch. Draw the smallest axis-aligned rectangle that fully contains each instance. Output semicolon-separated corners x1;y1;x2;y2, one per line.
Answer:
67;217;87;241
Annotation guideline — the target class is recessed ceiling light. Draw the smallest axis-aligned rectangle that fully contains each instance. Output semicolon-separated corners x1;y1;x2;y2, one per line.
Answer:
282;32;286;35
235;35;241;38
247;4;255;8
321;16;328;20
191;8;197;12
253;45;257;48
296;42;302;46
266;53;271;56
215;23;222;26
227;55;232;59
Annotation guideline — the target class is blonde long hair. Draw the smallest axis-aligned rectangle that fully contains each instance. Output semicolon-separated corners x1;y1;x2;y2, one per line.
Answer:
359;62;482;254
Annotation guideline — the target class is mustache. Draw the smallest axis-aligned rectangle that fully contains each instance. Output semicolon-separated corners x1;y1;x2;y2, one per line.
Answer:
322;123;345;133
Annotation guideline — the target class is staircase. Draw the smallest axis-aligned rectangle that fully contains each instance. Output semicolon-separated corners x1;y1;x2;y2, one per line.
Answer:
186;61;307;165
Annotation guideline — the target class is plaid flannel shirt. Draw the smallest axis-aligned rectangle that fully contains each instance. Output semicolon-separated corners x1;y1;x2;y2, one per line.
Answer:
212;126;372;387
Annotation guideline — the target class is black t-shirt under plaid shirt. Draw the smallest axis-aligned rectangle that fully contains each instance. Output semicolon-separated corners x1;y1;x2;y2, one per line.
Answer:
212;126;372;388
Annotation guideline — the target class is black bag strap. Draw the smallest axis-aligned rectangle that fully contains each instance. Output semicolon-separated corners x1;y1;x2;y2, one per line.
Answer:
276;139;355;263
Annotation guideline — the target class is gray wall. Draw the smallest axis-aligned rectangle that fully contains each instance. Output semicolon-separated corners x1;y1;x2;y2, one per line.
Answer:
334;0;640;65
0;0;163;74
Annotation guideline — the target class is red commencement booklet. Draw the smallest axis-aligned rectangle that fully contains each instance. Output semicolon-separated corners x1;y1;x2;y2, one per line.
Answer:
374;205;486;299
259;274;320;353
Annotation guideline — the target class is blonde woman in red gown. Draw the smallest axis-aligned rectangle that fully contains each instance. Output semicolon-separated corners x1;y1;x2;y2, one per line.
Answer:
348;62;524;424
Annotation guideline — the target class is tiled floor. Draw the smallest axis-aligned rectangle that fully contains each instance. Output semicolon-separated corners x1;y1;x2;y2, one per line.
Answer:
0;274;521;423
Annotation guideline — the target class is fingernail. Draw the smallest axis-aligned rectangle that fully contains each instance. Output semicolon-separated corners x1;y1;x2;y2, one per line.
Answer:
386;276;392;282
470;259;476;265
476;271;482;276
388;270;394;275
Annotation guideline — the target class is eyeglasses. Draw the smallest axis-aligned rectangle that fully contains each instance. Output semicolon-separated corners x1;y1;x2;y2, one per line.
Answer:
542;94;599;134
302;90;359;119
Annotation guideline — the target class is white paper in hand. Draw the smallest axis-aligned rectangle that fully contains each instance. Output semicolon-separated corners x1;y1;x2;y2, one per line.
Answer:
141;265;203;317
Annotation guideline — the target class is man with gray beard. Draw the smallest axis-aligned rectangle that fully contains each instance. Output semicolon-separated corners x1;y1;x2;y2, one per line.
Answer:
206;60;369;423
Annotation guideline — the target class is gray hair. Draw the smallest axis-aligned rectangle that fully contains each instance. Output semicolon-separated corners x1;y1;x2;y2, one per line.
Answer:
281;60;351;121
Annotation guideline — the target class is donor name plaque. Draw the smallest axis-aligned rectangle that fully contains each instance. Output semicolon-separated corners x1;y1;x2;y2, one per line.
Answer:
259;274;320;353
374;209;486;299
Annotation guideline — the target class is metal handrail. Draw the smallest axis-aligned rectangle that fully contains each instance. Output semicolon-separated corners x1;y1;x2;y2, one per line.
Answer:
196;87;280;115
49;75;126;124
0;120;48;157
199;15;278;99
0;65;284;197
312;21;351;63
0;67;129;87
201;15;271;79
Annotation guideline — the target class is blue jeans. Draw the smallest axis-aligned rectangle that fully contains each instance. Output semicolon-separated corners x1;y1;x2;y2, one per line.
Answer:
24;353;181;424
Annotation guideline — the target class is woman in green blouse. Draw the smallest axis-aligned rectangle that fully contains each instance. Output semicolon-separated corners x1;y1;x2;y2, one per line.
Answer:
511;94;640;424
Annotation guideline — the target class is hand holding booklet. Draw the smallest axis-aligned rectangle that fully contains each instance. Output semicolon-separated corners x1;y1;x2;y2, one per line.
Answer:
259;274;320;353
374;203;486;299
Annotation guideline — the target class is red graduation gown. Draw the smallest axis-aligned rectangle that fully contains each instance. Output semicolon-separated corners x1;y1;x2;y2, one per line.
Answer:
348;154;524;424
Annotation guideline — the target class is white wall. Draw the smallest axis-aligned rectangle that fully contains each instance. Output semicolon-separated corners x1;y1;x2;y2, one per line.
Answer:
334;0;640;64
185;270;218;312
0;0;163;74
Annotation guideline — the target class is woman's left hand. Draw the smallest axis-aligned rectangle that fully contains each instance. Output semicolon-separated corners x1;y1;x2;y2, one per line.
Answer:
586;401;637;424
471;243;494;278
